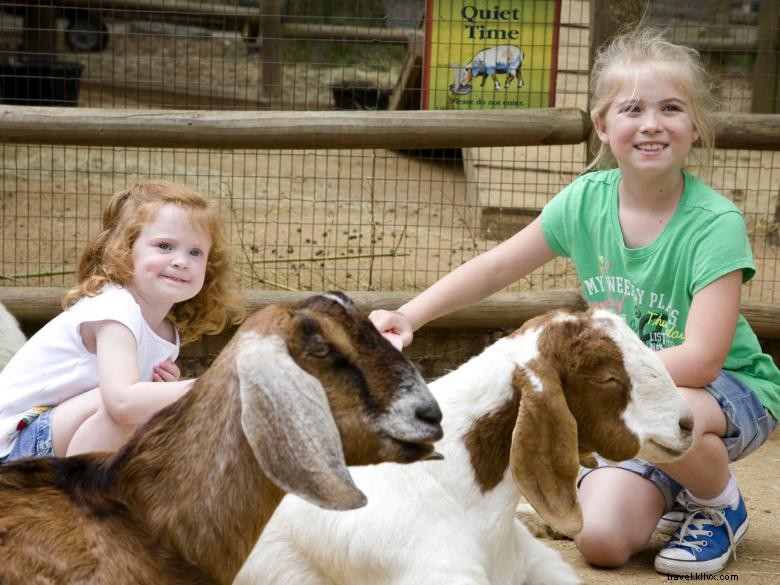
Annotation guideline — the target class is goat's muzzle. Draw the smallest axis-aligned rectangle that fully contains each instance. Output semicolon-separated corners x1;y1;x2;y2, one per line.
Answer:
639;412;694;463
377;386;443;463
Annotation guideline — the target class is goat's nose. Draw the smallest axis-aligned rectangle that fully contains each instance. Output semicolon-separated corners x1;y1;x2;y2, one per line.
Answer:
416;401;442;426
679;414;694;433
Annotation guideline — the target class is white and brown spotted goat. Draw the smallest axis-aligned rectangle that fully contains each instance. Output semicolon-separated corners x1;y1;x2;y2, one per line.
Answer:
235;308;694;585
0;293;443;585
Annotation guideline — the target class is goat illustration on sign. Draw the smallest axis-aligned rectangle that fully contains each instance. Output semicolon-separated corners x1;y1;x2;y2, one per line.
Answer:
451;44;525;94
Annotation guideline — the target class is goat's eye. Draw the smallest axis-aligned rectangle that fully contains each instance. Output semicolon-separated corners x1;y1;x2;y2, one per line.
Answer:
594;374;621;385
308;340;331;358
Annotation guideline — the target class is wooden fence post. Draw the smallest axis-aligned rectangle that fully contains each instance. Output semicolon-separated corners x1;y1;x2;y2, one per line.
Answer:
752;1;780;114
260;0;284;104
586;0;645;162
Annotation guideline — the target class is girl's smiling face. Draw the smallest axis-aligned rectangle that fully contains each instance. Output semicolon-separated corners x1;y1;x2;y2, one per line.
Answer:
594;67;699;177
130;204;211;308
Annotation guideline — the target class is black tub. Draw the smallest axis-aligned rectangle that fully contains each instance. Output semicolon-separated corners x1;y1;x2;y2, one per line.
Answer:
331;84;393;111
0;59;84;107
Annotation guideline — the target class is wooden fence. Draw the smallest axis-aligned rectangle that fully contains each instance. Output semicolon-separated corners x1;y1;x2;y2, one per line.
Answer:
2;107;780;151
0;106;779;344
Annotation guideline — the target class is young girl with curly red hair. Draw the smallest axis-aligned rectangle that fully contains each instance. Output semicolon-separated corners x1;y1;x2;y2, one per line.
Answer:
0;180;244;460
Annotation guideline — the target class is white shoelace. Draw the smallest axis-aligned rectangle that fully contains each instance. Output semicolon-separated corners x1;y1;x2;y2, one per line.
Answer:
670;503;738;560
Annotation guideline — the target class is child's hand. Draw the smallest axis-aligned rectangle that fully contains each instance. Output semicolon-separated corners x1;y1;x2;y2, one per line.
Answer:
381;331;404;351
152;358;181;382
369;310;413;349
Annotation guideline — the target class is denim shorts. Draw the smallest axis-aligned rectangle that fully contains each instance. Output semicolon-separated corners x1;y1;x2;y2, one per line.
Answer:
579;371;778;512
0;407;54;464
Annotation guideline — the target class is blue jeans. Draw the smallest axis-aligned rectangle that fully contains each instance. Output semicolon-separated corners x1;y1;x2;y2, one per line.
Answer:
0;407;54;464
579;371;778;511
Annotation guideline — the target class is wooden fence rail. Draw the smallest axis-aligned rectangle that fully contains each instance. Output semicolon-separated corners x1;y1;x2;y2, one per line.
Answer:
0;107;591;150
13;0;418;41
1;107;779;151
1;287;777;341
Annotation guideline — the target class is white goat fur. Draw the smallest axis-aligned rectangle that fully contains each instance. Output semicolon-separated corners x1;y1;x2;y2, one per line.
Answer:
0;302;25;370
235;308;694;585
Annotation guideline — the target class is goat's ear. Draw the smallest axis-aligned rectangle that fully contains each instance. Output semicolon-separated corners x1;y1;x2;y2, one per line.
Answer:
234;332;367;510
509;367;583;537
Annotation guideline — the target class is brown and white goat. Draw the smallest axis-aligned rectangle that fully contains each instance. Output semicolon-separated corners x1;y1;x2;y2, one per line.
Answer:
235;308;694;585
0;292;443;585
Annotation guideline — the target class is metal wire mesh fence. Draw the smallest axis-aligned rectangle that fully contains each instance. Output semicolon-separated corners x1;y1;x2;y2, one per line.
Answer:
0;0;777;305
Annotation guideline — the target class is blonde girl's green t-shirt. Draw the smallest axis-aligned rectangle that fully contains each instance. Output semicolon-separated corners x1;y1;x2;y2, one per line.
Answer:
541;168;780;420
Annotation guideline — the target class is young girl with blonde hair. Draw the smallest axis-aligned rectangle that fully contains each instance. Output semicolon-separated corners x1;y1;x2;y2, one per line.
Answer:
371;27;778;576
0;180;244;461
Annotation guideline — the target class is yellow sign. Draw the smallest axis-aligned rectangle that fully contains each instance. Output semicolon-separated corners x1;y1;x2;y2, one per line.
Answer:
422;0;561;110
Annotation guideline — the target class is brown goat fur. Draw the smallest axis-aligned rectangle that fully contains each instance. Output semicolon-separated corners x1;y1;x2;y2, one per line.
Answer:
0;293;442;585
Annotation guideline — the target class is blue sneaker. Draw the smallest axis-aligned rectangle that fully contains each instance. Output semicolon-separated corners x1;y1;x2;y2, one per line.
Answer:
656;494;686;535
654;493;749;576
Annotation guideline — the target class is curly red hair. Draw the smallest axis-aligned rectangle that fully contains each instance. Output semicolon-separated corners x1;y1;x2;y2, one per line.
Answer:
62;180;245;344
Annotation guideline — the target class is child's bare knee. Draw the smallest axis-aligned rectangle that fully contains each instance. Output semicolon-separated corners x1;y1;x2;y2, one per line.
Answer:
574;525;632;568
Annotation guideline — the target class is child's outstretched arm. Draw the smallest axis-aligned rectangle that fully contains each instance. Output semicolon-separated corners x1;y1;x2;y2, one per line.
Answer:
91;320;194;425
370;217;556;346
655;269;742;388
